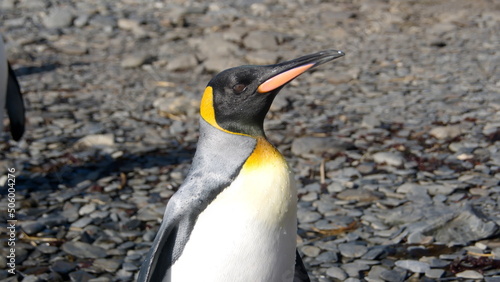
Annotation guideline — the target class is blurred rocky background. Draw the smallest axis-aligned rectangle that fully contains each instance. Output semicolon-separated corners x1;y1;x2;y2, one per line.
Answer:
0;0;499;281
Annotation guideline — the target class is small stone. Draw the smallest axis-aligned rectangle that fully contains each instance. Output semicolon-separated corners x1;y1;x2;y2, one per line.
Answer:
62;241;107;259
337;189;380;202
362;247;387;260
79;203;96;215
315;251;339;263
429;125;462;139
37;244;58;254
43;7;74;28
300;192;318;202
456;270;484;279
326;266;347;280
121;53;149;68
297;210;322;223
22;275;41;282
74;14;89;27
367;265;388;280
425;268;444;279
339;243;369;258
74;134;114;149
69;270;95;281
50;261;77;274
301;246;321;257
341;262;370;278
380;268;408;282
71;216;93;228
21;221;45;235
373;151;404;166
94;258;122;272
395;260;431;273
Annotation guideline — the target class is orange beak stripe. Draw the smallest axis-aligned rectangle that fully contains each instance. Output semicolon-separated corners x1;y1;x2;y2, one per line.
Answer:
257;63;314;93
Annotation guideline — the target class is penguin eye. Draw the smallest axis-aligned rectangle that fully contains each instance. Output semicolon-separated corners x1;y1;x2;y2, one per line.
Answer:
232;84;247;94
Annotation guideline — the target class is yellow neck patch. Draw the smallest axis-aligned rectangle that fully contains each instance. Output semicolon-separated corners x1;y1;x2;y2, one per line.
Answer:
243;137;287;171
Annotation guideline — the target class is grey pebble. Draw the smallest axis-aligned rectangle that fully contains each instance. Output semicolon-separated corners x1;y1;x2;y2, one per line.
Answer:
62;241;107;259
339;243;369;258
394;260;430;273
425;268;445;279
42;7;74;28
372;152;404;167
297;210;322;223
456;270;484;279
21;221;45;235
326;266;348;280
94;258;122;272
379;268;408;282
69;270;95;282
341;262;370;278
50;260;77;274
121;53;149;69
301;245;321;257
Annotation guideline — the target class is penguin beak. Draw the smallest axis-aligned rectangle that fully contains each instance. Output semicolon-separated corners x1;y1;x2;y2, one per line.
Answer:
257;49;345;93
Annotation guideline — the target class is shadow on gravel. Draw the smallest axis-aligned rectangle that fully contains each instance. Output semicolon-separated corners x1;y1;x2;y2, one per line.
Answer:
10;147;196;194
14;63;60;77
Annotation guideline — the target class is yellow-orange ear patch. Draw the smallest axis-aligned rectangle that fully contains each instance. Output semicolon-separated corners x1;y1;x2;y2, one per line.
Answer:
200;86;223;131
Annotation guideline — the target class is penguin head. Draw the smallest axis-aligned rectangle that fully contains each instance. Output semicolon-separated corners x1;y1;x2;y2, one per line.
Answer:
200;50;345;137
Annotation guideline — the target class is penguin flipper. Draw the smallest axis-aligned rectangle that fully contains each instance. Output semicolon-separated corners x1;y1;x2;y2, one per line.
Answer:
294;249;311;282
6;64;25;141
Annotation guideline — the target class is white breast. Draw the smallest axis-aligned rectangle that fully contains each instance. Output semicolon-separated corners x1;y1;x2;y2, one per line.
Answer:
167;139;297;282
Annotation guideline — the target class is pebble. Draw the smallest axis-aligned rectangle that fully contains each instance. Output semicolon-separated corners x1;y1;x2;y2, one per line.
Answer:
372;152;404;167
394;260;430;273
50;261;77;274
379;268;408;282
456;270;484;279
429;125;462;139
42;7;74;29
301;245;321;257
339;243;369;258
326;266;348;280
121;53;149;69
62;241;107;259
21;221;45;235
425;268;444;279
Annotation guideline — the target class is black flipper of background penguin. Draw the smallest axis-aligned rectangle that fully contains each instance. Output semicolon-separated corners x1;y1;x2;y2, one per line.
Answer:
6;63;25;141
294;250;311;282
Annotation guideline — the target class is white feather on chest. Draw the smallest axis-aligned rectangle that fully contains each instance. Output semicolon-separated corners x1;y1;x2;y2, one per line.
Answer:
167;138;298;282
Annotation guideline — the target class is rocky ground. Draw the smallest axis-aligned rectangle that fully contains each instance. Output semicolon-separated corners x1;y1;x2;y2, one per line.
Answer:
1;0;500;281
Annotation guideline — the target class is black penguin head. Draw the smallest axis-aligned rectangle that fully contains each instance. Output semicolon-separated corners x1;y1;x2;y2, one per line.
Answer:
200;50;345;137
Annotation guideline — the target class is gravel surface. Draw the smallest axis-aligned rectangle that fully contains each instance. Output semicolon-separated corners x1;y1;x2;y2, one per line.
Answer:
1;0;500;281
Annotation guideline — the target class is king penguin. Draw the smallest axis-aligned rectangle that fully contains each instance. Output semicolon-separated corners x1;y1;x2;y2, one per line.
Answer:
0;35;25;141
138;49;345;282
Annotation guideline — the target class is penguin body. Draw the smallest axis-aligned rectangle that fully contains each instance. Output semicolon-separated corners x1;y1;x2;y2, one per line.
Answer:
138;50;344;282
0;35;25;141
166;120;296;281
